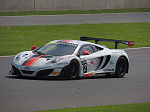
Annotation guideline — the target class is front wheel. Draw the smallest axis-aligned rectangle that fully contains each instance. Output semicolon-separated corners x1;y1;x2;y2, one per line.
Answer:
60;60;79;80
115;56;128;78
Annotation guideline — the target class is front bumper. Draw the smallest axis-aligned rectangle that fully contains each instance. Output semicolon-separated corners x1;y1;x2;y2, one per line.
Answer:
9;62;61;78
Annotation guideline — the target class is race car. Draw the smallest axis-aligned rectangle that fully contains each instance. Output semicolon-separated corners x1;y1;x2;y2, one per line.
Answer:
9;37;134;79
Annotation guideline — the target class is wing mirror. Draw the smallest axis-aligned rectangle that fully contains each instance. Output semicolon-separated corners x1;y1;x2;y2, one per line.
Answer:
82;50;90;55
31;46;36;50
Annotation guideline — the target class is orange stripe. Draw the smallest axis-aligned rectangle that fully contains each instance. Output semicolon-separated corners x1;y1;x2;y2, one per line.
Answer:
52;72;60;75
83;72;94;77
25;57;40;66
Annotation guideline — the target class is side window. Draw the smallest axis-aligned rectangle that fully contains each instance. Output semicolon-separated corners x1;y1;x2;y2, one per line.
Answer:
91;45;103;52
79;45;94;55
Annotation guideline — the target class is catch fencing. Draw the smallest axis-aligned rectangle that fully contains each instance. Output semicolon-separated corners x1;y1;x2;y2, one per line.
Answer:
0;0;150;12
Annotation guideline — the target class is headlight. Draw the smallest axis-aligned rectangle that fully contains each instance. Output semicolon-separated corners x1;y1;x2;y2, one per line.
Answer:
14;53;21;61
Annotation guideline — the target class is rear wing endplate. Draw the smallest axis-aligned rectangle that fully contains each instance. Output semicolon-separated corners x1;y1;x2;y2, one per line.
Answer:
80;37;134;49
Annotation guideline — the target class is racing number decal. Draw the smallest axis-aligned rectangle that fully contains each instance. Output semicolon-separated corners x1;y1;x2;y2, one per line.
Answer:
81;60;87;73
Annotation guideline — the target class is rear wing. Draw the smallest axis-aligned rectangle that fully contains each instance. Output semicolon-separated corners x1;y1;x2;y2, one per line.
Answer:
80;37;134;49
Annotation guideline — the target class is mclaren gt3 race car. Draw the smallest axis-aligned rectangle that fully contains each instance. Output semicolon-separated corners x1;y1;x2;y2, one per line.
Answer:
9;37;134;79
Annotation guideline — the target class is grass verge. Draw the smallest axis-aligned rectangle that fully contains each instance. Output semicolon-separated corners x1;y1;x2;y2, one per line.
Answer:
0;23;150;56
36;102;150;112
0;8;150;16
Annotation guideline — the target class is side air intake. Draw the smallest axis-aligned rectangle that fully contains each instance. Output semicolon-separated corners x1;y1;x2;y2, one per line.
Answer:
100;55;111;69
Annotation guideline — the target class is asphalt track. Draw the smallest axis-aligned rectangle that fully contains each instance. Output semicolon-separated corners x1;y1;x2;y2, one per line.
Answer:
0;48;150;112
0;12;150;112
0;12;150;26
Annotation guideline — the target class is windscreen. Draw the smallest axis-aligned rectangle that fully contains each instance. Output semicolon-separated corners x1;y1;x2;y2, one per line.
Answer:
35;43;77;56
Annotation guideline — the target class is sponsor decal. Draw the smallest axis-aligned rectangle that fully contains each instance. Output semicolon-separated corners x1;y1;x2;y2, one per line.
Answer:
51;72;60;75
104;69;114;71
57;41;77;47
24;66;30;71
22;54;28;58
68;56;74;58
55;67;63;69
90;61;94;64
56;62;69;65
83;72;94;77
81;60;87;73
95;73;105;77
61;40;72;43
38;67;52;70
73;53;76;56
58;57;67;60
110;61;115;65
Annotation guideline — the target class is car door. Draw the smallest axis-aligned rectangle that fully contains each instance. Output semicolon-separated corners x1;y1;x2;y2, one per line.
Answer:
78;44;100;73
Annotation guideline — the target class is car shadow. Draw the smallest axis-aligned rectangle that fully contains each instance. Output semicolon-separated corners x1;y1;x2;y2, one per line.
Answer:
5;75;124;81
5;76;69;81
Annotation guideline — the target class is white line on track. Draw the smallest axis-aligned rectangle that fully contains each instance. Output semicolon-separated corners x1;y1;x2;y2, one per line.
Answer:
0;47;150;58
1;12;150;18
0;55;15;58
123;47;150;50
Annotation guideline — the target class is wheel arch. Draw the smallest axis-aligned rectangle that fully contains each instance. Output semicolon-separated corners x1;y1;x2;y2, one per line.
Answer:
59;58;80;79
69;59;80;79
70;59;81;71
117;55;129;73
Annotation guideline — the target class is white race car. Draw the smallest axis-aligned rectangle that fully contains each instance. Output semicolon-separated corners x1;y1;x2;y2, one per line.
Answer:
9;37;134;79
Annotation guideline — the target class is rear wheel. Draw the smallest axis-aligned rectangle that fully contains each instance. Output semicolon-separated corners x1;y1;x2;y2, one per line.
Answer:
115;56;128;78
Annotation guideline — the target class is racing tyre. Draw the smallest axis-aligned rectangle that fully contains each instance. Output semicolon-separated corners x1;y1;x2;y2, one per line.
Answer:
60;60;79;80
68;60;80;80
115;56;128;78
